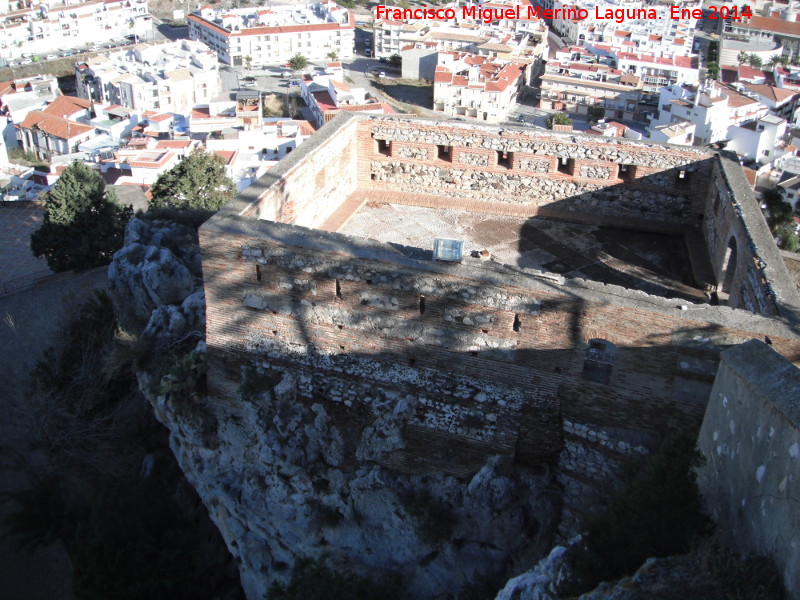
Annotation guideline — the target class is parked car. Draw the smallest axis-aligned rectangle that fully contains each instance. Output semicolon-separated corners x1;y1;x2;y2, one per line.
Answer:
288;79;300;87
241;80;257;88
19;58;33;65
45;54;58;60
377;71;386;78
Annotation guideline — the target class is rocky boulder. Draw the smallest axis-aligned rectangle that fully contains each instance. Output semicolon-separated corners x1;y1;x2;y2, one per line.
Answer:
108;218;204;350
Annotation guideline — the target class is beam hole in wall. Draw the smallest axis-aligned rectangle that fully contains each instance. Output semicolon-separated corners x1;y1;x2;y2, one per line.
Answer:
419;295;426;315
513;314;521;332
376;139;391;157
437;145;452;162
482;329;489;334
470;351;478;356
618;164;637;182
365;279;372;285
272;330;278;335
557;157;573;175
676;169;692;188
256;264;262;282
409;358;416;366
497;150;512;169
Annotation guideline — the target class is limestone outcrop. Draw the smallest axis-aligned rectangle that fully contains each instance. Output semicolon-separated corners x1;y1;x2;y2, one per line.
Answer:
108;218;204;350
109;218;560;600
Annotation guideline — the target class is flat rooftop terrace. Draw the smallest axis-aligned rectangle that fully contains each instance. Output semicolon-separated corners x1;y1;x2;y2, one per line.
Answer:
337;201;707;302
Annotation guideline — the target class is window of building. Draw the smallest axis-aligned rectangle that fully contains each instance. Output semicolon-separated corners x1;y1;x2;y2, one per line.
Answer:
437;144;452;161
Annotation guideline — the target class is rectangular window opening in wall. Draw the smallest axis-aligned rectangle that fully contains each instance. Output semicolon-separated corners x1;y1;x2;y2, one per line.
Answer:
419;295;426;315
409;358;416;366
497;150;512;169
677;169;691;187
370;173;377;181
513;314;521;332
437;145;452;161
376;139;391;157
557;157;573;175
618;164;637;182
256;264;262;282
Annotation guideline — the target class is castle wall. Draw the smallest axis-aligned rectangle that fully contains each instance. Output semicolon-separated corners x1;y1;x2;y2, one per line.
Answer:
360;118;714;232
248;116;361;227
236;115;800;321
193;115;800;594
696;340;800;599
701;153;798;316
200;217;800;479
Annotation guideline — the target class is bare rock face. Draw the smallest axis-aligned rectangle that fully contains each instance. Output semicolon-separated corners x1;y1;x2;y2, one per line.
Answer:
110;218;562;600
151;369;559;600
109;218;204;349
494;538;577;600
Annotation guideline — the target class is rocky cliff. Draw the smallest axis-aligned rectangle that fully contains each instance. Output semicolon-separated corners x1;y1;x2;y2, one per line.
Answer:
109;218;561;599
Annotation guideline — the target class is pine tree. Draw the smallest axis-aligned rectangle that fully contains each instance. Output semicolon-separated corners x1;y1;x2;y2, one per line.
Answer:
148;147;236;212
30;161;132;272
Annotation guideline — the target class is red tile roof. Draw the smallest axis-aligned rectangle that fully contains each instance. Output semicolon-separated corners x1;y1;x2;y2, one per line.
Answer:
213;149;238;165
41;95;92;119
19;111;94;140
744;83;800;103
737;15;800;37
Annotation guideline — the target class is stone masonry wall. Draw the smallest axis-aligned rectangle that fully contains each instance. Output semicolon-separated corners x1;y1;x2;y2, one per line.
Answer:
701;154;798;316
361;118;714;230
201;216;800;474
696;340;800;599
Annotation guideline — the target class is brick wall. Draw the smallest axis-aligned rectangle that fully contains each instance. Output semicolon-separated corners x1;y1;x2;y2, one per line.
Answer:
200;217;800;480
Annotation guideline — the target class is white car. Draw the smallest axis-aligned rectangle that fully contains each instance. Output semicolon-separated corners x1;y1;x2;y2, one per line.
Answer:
377;71;386;78
45;54;58;60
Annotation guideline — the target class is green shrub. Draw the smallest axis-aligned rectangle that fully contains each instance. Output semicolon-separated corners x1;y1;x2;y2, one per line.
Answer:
565;434;711;595
267;557;401;600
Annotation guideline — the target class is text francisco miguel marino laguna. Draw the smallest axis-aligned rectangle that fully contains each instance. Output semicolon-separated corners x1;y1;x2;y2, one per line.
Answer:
375;4;751;23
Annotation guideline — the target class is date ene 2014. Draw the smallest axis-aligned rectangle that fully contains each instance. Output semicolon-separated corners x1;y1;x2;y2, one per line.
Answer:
670;5;752;19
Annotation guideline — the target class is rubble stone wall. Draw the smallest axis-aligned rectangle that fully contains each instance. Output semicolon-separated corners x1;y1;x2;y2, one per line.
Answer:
362;119;713;229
